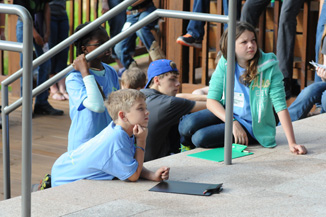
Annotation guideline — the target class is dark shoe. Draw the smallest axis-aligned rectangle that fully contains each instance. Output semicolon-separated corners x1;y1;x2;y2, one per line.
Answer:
39;174;51;190
34;103;64;116
176;34;202;48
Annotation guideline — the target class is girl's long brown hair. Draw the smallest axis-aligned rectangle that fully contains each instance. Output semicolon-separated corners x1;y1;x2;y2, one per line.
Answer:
220;22;261;86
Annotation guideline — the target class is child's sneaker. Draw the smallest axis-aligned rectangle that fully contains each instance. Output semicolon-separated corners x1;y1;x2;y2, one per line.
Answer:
176;34;202;48
39;174;51;190
180;144;193;152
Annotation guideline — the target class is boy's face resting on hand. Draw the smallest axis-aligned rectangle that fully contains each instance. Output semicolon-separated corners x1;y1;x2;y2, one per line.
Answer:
125;98;149;128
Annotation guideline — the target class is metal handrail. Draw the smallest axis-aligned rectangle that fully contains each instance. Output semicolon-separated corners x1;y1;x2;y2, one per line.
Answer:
1;0;236;216
0;4;33;217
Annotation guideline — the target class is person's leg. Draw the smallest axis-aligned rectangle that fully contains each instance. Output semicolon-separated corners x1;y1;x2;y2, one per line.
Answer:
33;42;51;106
135;4;157;50
314;2;326;82
108;0;126;60
277;0;304;99
287;82;326;121
49;15;65;100
114;14;138;69
54;15;69;99
186;0;209;40
223;0;243;29
240;0;270;27
176;0;209;48
179;109;224;147
321;90;326;113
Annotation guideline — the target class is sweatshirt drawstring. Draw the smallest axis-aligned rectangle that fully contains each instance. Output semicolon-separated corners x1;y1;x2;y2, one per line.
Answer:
258;71;263;123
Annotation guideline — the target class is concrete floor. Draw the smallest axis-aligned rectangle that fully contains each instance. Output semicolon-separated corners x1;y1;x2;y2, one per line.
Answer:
0;113;325;217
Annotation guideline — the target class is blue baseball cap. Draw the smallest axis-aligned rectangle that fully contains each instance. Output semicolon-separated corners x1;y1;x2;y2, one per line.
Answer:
145;59;179;88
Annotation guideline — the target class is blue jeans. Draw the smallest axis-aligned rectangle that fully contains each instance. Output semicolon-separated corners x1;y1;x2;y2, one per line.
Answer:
114;3;157;68
288;82;326;121
49;14;69;75
16;19;50;106
222;0;242;30
186;0;209;40
107;0;126;58
178;109;257;148
314;1;326;82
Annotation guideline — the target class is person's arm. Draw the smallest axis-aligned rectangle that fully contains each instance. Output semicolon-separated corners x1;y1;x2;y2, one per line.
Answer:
73;54;105;112
101;0;109;14
176;93;207;101
207;98;248;145
277;109;307;155
128;124;147;182
43;2;51;43
33;27;44;46
190;101;206;113
140;166;170;181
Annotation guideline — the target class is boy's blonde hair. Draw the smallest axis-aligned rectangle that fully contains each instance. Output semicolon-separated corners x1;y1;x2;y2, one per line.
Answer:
121;67;147;89
106;89;146;121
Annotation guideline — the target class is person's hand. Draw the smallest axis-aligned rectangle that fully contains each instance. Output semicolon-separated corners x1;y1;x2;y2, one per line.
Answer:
289;143;307;155
153;167;170;181
43;31;50;43
72;54;89;77
232;121;248;146
33;31;44;46
133;124;148;146
316;67;326;80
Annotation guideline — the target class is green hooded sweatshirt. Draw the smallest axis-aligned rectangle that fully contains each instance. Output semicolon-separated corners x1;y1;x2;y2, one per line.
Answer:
207;51;287;148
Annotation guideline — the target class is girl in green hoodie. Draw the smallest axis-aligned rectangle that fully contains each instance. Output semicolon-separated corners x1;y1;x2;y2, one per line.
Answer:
179;22;307;155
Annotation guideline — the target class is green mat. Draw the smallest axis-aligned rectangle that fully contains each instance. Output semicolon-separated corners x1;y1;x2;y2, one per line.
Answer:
187;144;253;162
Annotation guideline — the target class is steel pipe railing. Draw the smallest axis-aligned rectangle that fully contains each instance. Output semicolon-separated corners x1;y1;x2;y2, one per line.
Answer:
0;3;33;217
1;0;236;215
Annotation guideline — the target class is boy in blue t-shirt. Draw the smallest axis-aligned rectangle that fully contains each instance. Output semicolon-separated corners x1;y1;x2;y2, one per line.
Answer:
51;89;170;187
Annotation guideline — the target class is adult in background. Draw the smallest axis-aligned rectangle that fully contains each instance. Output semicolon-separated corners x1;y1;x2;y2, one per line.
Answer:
14;0;64;115
49;0;70;101
101;0;125;74
114;0;165;76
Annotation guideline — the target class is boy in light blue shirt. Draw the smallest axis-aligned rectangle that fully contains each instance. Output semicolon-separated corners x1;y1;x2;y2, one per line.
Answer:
51;89;170;187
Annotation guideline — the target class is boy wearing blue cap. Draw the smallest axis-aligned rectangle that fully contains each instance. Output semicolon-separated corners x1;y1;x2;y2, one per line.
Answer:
141;59;206;161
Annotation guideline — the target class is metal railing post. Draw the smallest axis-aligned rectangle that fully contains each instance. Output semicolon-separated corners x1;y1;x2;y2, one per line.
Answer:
224;0;237;165
0;3;33;217
1;3;236;216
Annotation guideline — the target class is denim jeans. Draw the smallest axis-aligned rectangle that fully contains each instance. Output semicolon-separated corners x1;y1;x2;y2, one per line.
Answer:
178;109;257;148
16;19;50;106
114;3;157;68
107;0;126;58
222;0;242;30
186;0;209;40
288;82;326;121
49;14;69;75
314;1;326;82
241;0;304;80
